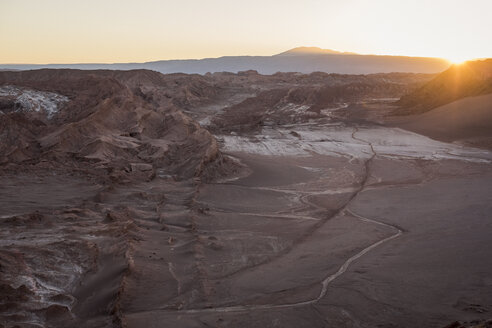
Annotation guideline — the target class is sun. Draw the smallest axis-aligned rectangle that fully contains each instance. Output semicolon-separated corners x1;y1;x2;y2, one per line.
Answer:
446;55;471;65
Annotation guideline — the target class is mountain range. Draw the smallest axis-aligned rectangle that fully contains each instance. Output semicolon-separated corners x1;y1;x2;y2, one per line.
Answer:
0;47;451;75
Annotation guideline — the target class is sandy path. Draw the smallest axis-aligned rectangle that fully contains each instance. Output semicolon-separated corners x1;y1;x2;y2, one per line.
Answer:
125;207;402;315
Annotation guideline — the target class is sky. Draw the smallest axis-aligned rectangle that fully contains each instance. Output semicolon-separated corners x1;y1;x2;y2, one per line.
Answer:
1;0;491;64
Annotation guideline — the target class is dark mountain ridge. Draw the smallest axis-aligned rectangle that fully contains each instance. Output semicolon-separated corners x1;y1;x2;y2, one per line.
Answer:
0;47;450;75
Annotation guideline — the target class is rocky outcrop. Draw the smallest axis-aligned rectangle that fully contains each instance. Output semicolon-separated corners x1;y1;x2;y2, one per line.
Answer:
0;69;234;181
211;73;430;133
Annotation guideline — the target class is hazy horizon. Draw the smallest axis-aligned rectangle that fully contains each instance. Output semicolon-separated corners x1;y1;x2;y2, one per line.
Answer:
1;0;491;65
0;46;457;66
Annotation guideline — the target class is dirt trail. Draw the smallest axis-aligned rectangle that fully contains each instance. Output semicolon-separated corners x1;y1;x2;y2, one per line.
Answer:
206;126;378;280
126;209;402;315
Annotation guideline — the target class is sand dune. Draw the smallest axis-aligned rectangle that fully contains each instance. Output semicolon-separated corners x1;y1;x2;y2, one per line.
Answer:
394;94;492;149
396;59;492;114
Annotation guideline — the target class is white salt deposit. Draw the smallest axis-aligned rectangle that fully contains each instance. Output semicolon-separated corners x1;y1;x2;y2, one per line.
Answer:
0;85;69;118
220;124;492;163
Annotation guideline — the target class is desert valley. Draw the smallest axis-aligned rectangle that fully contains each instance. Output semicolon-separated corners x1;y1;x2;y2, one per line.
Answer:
0;54;491;328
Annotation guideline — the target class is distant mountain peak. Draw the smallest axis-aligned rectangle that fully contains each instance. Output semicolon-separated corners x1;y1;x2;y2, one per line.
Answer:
276;46;357;56
0;47;452;75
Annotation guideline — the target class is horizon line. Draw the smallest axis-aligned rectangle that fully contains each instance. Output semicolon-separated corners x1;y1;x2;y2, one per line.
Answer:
0;47;466;66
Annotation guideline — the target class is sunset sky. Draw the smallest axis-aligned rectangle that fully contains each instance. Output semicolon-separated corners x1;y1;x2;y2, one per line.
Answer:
1;0;491;64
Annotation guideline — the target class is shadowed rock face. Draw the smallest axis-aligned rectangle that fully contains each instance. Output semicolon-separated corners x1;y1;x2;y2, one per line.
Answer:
0;69;232;180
